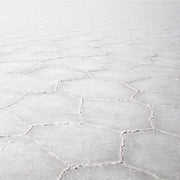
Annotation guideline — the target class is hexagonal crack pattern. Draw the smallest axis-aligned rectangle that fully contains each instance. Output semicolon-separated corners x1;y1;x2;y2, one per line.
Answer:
0;1;180;180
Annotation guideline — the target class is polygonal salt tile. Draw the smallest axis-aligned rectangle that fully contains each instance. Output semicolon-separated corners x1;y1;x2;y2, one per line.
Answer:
0;74;55;93
2;51;45;62
58;79;133;99
56;47;106;58
8;93;80;125
31;66;85;81
0;92;23;108
0;62;44;74
83;100;150;131
0;137;65;180
47;56;108;72
108;56;150;69
153;57;180;69
130;77;180;95
28;51;63;60
63;164;156;180
26;124;121;164
66;57;108;72
91;69;147;83
123;131;180;179
134;91;180;106
0;110;29;136
27;38;76;53
132;65;180;80
154;105;180;136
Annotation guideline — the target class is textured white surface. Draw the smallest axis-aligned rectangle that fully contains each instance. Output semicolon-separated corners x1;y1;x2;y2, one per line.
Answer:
0;1;180;179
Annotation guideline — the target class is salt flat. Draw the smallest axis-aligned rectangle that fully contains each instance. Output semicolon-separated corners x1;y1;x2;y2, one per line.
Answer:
0;1;180;179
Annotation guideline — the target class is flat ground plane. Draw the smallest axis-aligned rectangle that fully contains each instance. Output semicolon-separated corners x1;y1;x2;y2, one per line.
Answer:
0;1;180;179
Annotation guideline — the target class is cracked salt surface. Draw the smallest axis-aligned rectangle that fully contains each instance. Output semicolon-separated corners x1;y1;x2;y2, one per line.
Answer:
58;78;133;99
26;124;121;164
123;131;180;180
0;137;65;180
82;100;151;131
7;93;80;125
0;1;180;179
